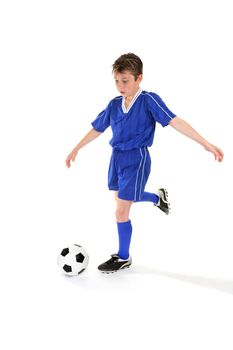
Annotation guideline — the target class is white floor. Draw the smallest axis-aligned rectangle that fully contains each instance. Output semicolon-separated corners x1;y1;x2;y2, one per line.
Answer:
2;172;233;350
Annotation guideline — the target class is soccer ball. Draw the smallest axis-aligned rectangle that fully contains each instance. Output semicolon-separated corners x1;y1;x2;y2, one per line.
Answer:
57;244;89;276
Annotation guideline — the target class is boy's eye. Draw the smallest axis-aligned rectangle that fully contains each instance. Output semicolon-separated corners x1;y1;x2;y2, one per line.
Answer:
115;80;128;84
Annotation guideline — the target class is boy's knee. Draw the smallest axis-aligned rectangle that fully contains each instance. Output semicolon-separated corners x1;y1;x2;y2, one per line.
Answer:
115;207;129;222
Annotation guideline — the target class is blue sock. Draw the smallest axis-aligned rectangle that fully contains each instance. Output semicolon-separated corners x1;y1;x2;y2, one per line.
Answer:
135;191;159;204
117;220;132;260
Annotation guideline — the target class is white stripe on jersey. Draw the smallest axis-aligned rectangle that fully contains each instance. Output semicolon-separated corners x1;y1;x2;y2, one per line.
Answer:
122;88;142;114
146;93;173;119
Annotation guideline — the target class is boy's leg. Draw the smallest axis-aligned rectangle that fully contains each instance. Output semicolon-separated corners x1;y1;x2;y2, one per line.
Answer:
136;191;159;204
115;193;133;259
98;192;133;273
135;189;170;215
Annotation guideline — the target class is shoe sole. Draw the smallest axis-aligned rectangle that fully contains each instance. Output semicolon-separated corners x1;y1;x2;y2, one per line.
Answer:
158;188;169;201
158;188;171;214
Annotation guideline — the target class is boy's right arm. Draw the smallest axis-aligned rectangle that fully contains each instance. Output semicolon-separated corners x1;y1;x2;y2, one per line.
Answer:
169;117;224;161
65;128;102;168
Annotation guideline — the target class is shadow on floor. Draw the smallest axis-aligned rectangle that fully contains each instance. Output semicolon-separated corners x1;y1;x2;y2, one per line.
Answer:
132;265;233;295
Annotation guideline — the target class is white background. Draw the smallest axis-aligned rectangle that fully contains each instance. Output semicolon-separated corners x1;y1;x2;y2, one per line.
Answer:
1;0;233;349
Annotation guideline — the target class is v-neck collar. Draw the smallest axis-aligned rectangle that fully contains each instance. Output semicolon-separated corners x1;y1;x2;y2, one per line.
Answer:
122;88;142;114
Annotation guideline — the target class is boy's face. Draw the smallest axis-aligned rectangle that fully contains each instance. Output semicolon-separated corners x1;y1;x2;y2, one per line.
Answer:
114;71;142;98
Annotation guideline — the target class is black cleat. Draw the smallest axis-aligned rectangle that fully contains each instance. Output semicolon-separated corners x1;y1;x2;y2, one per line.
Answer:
98;254;132;273
156;188;170;215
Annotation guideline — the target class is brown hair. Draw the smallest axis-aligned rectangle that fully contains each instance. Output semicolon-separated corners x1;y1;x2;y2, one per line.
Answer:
112;53;143;80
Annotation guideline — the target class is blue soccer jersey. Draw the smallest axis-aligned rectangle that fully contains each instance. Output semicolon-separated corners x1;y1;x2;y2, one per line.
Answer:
91;89;176;150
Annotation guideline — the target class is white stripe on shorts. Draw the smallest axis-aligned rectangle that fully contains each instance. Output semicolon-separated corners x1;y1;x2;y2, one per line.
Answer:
134;148;147;202
139;147;147;200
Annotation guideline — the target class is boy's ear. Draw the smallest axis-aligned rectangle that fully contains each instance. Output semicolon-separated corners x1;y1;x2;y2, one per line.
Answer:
137;74;143;82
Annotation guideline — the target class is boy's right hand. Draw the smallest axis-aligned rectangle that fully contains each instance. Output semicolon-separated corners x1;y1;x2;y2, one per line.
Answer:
65;147;78;168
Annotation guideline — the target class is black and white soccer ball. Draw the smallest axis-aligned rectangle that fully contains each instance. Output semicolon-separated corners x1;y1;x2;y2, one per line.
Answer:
57;244;89;276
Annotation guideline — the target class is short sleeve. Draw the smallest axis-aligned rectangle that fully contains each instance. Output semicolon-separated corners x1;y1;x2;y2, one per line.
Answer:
146;92;176;127
91;101;111;133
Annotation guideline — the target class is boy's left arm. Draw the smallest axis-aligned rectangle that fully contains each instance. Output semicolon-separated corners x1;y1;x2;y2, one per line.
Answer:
169;116;224;162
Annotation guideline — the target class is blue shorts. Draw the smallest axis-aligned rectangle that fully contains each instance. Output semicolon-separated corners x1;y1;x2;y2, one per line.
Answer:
108;147;151;201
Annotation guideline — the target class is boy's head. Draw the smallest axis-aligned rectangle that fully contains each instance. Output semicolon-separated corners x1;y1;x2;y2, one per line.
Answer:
112;53;143;80
112;53;143;98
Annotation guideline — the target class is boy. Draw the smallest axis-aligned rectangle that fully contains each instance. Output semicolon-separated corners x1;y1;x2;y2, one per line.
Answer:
65;53;224;273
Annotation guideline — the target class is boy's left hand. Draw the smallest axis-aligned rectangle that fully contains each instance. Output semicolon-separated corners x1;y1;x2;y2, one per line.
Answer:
204;143;224;162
